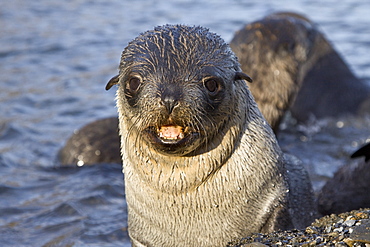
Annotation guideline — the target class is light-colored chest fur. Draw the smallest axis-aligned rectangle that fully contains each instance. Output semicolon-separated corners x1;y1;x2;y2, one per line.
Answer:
122;120;288;247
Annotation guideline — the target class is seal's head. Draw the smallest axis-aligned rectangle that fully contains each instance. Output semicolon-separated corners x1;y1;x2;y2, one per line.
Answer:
107;25;251;157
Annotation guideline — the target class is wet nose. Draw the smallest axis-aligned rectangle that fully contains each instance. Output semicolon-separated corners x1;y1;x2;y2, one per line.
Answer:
161;83;181;114
163;95;178;114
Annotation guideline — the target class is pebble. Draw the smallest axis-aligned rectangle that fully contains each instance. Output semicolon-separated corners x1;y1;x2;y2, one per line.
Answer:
334;227;344;232
344;220;357;227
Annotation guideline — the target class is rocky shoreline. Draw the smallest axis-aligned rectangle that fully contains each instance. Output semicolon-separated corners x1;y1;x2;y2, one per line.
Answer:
228;209;370;247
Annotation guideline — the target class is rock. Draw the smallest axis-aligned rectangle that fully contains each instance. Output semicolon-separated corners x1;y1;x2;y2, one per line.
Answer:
228;209;370;247
347;219;370;244
344;220;356;227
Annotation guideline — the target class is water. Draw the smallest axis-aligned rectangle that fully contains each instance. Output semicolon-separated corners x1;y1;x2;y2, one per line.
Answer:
0;0;369;246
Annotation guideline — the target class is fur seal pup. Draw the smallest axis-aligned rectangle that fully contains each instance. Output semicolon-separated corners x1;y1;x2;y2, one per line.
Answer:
318;143;370;215
58;118;120;166
106;24;317;246
230;12;327;133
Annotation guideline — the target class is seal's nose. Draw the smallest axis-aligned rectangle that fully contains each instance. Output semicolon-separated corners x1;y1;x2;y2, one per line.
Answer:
163;95;178;114
161;83;181;114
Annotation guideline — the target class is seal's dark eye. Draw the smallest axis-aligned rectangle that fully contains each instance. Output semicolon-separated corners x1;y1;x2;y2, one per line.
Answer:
128;77;141;93
125;76;142;106
204;79;218;93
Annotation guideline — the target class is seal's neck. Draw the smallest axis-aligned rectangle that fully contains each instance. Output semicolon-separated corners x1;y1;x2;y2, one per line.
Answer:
118;83;279;194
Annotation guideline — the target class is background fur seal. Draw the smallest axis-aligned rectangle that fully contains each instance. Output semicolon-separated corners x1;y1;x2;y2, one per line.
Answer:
106;24;316;246
231;12;370;128
230;12;332;133
58;118;120;166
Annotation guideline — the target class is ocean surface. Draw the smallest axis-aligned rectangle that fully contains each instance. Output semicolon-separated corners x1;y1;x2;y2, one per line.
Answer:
0;0;369;246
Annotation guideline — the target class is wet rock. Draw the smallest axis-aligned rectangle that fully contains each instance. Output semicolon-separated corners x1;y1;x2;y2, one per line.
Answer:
347;220;370;244
344;220;357;227
228;209;370;247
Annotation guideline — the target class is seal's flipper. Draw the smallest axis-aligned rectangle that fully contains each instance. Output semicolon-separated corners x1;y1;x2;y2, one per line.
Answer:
106;75;119;90
351;143;370;162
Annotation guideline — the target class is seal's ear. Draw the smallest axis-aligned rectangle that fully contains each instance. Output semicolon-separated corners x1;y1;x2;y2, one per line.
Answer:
235;72;253;83
106;75;120;90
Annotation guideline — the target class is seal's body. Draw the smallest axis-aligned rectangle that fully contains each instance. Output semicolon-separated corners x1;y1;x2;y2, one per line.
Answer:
106;24;316;246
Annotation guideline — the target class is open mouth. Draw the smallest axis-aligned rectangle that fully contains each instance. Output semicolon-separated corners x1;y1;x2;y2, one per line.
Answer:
158;125;185;142
143;124;199;154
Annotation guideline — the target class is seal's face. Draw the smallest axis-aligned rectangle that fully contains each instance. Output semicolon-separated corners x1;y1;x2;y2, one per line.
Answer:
107;25;251;156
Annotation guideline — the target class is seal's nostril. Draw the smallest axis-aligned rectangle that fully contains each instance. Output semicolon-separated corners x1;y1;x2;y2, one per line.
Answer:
163;96;178;114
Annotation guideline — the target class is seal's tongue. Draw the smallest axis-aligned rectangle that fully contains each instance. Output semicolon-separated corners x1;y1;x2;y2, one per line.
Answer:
159;125;184;140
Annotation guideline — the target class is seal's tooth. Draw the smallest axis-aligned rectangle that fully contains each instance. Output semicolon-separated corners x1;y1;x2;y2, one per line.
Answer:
179;132;184;139
159;125;184;140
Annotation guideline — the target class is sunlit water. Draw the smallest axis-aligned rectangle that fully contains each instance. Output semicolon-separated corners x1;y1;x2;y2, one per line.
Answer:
0;0;369;246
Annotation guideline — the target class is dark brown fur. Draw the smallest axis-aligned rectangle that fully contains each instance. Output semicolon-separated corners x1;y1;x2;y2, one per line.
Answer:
291;47;370;121
58;118;120;166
